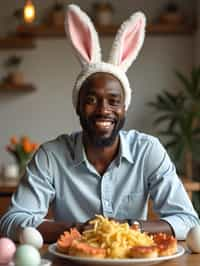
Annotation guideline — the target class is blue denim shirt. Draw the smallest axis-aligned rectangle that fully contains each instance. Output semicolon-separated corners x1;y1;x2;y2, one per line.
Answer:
0;130;199;240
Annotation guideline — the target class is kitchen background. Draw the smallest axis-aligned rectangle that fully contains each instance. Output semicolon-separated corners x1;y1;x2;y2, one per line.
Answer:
0;0;200;172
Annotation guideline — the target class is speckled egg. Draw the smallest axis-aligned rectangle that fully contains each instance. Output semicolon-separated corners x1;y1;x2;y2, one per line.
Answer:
0;237;16;264
19;227;43;249
186;225;200;253
14;244;41;266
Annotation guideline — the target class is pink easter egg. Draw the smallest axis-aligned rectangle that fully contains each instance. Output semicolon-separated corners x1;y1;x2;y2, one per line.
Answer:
0;237;16;264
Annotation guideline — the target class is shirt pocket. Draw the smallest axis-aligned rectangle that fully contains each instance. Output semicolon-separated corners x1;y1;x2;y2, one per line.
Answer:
116;192;145;219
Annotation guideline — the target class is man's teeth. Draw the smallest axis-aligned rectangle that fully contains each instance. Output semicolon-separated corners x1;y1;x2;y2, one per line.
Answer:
95;121;112;127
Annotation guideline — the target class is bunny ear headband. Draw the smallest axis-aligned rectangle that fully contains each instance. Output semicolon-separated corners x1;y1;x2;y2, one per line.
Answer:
65;4;146;111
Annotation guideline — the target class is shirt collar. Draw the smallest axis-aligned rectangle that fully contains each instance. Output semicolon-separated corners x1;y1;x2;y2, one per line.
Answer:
119;131;134;164
73;131;134;166
74;132;86;166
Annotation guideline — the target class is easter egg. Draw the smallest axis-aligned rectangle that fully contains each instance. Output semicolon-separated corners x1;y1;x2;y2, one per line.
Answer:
14;244;41;266
0;237;16;264
19;227;43;249
186;225;200;253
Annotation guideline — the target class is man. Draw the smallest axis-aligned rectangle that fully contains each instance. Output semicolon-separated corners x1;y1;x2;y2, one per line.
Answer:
0;4;199;243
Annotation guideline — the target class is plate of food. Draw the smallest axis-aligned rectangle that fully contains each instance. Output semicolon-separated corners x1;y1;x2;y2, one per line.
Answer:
48;215;185;265
48;243;184;265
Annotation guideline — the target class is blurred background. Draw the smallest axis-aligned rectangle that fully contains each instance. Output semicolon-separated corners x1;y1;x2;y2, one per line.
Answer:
0;0;200;183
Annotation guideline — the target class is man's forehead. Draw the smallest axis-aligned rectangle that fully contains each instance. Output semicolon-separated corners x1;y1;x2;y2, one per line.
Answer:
86;72;120;82
81;72;124;92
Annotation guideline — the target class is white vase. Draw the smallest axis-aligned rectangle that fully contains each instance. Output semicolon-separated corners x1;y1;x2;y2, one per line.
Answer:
4;164;19;179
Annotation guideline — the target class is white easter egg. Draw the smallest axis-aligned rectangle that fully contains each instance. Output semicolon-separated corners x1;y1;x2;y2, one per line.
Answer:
19;227;43;249
14;244;41;266
186;225;200;253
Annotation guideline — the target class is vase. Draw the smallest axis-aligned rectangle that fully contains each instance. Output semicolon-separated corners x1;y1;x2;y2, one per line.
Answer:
4;164;19;179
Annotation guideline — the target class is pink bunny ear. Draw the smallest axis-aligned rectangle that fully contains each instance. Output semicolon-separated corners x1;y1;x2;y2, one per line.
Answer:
65;5;101;65
108;12;146;72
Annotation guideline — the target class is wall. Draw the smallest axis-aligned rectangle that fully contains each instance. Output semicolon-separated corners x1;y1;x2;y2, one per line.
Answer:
195;1;200;64
0;0;197;166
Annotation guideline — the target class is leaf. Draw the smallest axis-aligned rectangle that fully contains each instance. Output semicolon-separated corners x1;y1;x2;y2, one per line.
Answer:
175;70;191;94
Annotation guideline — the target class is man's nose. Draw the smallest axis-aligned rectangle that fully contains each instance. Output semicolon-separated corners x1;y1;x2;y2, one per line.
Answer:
96;99;111;113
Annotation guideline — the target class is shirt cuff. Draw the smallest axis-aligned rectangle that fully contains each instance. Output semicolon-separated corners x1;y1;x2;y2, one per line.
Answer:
161;216;189;240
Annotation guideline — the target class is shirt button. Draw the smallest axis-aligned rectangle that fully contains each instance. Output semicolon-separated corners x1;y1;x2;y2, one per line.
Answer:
105;201;109;207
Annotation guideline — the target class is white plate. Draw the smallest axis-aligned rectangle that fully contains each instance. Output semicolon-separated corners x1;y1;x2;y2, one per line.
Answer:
48;243;185;266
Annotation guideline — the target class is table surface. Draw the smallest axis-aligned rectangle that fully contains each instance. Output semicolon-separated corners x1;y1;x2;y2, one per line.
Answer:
40;242;200;266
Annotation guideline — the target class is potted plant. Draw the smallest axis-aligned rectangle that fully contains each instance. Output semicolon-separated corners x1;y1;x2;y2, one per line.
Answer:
148;67;200;180
4;55;24;85
50;1;65;26
6;136;39;177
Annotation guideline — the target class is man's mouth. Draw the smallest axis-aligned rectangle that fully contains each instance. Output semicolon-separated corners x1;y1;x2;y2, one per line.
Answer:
95;120;113;129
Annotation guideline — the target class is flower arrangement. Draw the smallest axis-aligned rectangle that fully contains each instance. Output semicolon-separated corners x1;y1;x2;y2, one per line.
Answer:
6;136;39;176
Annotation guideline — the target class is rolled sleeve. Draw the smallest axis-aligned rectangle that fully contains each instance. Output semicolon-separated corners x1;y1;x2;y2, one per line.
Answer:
147;138;200;240
0;147;55;241
162;214;199;240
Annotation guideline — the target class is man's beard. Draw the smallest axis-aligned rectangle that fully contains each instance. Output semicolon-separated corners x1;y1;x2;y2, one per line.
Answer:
79;114;125;148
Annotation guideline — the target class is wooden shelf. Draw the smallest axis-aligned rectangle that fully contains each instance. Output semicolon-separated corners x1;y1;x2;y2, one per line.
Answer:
147;23;195;35
17;24;66;38
16;22;195;38
0;82;36;92
0;36;35;50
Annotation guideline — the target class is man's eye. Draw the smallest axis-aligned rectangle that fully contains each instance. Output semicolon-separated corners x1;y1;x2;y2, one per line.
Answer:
86;95;97;104
109;98;122;106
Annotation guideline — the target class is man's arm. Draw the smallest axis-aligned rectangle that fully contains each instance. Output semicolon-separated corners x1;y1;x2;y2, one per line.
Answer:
37;219;93;243
134;220;174;235
146;138;200;239
0;147;55;241
37;221;74;243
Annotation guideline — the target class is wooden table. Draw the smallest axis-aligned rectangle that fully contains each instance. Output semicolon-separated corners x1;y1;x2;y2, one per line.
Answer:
40;242;200;266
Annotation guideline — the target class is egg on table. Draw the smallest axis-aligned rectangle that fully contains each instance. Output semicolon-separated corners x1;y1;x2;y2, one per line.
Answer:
14;244;41;266
19;227;43;249
186;225;200;253
0;237;16;264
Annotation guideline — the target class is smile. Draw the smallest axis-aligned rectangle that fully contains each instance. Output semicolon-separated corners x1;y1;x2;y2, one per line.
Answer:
94;119;114;130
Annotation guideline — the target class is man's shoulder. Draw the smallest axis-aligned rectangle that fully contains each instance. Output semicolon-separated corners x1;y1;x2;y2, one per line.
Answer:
41;132;81;153
120;130;159;146
120;130;164;162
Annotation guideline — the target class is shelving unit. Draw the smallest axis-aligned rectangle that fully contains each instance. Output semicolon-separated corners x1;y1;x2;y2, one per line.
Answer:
0;82;36;92
0;36;35;50
147;23;195;35
17;24;65;38
16;22;196;38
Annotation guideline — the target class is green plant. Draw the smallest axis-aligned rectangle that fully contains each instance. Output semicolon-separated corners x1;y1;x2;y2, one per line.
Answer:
148;67;200;179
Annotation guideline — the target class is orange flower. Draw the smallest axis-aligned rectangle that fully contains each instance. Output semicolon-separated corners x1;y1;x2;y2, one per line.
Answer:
31;143;39;151
21;136;30;144
10;136;18;145
23;139;32;153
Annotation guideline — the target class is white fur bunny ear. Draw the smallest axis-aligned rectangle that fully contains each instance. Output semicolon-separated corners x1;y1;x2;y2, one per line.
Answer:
65;4;101;66
108;12;146;72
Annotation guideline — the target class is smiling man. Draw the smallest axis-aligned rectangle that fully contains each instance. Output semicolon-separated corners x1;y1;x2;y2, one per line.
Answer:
77;73;125;175
0;4;199;243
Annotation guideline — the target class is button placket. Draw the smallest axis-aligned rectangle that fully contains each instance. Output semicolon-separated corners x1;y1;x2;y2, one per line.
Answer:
101;172;113;216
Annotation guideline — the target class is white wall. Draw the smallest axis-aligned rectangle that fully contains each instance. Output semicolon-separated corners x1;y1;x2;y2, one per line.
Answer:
0;0;197;166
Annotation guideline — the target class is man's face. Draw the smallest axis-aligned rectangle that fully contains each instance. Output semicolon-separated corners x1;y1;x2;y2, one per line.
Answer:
77;73;126;147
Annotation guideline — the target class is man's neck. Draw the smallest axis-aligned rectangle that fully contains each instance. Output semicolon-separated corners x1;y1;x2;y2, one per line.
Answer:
83;136;120;175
